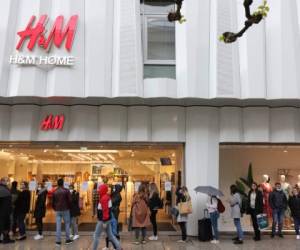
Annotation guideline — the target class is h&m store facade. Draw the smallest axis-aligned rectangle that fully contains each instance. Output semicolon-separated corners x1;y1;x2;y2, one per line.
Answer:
1;0;300;234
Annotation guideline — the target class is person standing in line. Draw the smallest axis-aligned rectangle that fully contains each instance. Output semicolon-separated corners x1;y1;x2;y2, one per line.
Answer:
269;182;287;238
0;177;15;244
206;195;220;244
288;187;300;240
148;183;161;241
247;182;263;241
33;181;48;240
176;186;191;243
132;184;151;245
92;184;122;250
15;181;30;241
92;182;99;218
228;185;243;245
104;184;123;250
52;178;73;246
10;181;20;235
69;184;80;240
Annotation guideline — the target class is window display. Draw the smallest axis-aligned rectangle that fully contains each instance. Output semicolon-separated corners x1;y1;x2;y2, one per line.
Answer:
0;143;183;231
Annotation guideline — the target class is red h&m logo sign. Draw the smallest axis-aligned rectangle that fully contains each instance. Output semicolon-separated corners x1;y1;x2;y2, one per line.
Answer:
40;114;65;131
16;15;78;52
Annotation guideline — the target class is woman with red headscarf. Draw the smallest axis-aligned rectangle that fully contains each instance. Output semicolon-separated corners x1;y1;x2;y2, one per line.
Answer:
92;184;122;250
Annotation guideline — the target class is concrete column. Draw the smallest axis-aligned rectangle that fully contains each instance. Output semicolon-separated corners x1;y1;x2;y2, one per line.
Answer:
185;107;219;235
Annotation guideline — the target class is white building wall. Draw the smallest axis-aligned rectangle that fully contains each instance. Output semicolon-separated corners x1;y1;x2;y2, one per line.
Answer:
1;105;300;234
0;0;299;99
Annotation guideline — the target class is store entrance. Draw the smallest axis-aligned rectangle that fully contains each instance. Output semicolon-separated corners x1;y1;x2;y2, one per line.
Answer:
220;144;300;231
0;143;183;232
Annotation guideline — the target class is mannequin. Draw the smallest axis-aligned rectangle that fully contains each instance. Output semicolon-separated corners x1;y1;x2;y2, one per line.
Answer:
126;176;134;217
87;176;94;205
261;175;272;222
280;175;291;228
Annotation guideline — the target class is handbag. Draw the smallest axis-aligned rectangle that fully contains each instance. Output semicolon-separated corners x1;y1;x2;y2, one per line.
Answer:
257;213;268;229
171;207;179;217
178;200;193;215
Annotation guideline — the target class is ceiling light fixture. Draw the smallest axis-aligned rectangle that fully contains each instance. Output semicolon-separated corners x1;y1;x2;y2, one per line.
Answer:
60;149;118;153
107;154;115;161
98;154;108;161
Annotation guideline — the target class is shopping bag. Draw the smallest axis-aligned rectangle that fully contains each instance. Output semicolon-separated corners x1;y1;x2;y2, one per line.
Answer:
257;213;268;229
171;207;179;217
178;200;193;215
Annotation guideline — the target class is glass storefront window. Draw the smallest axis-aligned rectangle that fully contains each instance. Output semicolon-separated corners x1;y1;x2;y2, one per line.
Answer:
0;143;183;232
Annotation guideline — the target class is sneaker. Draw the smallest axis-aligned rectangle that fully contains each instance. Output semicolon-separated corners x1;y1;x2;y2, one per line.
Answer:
34;234;44;240
297;235;300;240
16;235;26;241
132;241;140;245
69;234;73;238
65;239;73;245
102;248;109;250
55;242;61;246
233;239;243;244
148;235;158;241
211;240;219;244
278;234;284;238
177;240;186;243
73;235;80;240
142;240;147;244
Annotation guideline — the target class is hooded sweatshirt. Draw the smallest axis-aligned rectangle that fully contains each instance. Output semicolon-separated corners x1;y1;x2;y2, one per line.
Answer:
97;184;112;222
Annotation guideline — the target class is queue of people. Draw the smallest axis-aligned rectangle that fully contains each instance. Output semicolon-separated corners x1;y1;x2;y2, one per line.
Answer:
3;175;300;247
205;181;300;245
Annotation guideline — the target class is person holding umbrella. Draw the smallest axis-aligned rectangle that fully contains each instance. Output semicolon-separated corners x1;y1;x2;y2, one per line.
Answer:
206;195;219;244
195;185;224;244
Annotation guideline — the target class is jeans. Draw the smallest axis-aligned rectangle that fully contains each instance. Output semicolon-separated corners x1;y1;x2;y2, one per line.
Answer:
249;208;260;239
93;202;97;217
178;222;187;241
35;217;43;235
92;220;121;250
209;211;219;240
272;209;284;235
135;227;147;241
294;217;300;235
55;210;71;243
70;217;79;236
150;210;158;236
17;213;26;236
233;218;243;240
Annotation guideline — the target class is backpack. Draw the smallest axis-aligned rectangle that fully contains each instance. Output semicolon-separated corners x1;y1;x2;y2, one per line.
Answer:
217;198;225;213
240;194;249;215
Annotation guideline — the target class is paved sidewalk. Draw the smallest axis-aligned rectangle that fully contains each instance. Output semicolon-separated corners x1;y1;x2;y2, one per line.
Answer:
1;234;300;250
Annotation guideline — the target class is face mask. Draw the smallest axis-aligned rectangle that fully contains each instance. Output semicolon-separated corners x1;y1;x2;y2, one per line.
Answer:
276;187;281;191
37;187;41;191
70;189;74;192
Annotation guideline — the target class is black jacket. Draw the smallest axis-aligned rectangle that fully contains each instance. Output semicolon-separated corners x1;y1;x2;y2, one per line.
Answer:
15;190;31;215
149;192;161;211
0;184;12;216
0;184;12;231
34;188;48;218
247;190;263;214
70;191;81;217
289;195;300;218
269;189;288;210
111;184;122;219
